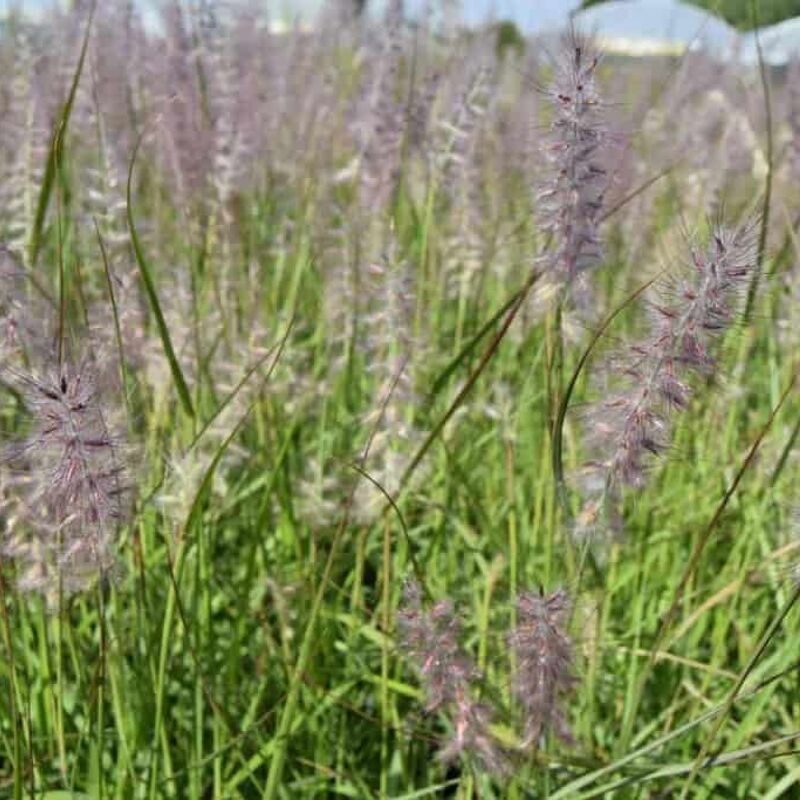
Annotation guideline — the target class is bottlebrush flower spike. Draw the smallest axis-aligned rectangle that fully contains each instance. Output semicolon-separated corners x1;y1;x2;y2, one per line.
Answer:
2;354;129;602
397;582;479;711
431;61;493;195
397;581;508;773
352;233;427;524
788;60;800;181
156;0;209;208
508;588;575;748
0;24;46;264
586;216;759;492
200;1;247;223
439;687;511;775
0;248;51;372
356;0;407;213
538;26;607;286
435;59;496;301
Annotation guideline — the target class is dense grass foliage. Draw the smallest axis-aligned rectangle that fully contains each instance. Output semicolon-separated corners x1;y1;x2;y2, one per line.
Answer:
1;2;800;798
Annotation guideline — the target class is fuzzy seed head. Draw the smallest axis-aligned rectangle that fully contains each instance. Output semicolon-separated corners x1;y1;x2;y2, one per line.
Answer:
538;27;607;286
2;356;129;601
586;217;759;492
397;583;478;711
397;581;508;772
508;588;575;748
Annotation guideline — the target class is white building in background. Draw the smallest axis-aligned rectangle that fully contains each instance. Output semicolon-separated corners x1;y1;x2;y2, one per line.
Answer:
571;0;740;58
741;17;800;66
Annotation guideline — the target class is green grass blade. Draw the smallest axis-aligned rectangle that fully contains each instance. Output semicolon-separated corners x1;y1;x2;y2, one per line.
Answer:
678;582;800;798
618;373;797;749
550;663;800;798
27;3;95;269
428;286;522;400
126;130;195;418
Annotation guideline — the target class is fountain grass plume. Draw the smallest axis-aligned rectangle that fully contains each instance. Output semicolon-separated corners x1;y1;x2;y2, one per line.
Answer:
585;215;760;494
397;580;509;774
508;588;576;748
2;352;129;602
538;25;607;288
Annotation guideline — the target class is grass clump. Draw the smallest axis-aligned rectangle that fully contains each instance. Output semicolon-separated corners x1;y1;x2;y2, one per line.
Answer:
0;2;798;798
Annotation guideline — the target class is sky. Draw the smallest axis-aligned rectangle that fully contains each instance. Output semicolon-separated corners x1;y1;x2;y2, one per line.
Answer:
270;0;582;31
0;0;583;33
434;0;581;31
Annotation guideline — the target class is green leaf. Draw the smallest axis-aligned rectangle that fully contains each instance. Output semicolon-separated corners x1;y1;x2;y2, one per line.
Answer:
126;131;195;418
27;3;94;268
40;793;92;800
428;287;521;400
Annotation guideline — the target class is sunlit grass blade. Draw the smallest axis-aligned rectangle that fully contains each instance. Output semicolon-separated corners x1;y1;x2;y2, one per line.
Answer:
261;358;411;800
619;372;797;750
27;3;95;269
126;130;195;418
549;662;800;799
